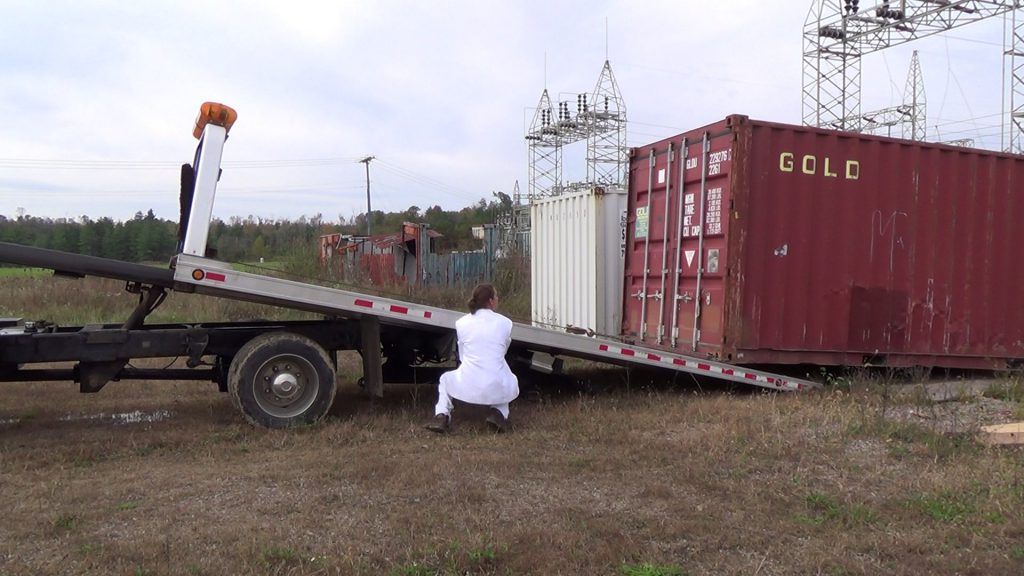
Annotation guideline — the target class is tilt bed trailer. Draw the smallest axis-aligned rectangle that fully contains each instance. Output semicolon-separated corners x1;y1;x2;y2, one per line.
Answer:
0;103;819;429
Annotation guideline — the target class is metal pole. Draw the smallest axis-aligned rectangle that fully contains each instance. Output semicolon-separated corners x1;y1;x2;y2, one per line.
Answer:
691;132;709;352
359;156;375;236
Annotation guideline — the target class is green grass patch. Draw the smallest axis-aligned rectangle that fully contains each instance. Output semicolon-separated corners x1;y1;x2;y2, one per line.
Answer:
390;561;436;576
846;416;978;461
909;490;977;524
260;546;302;569
388;540;505;576
619;562;687;576
983;379;1024;403
0;267;49;279
52;513;79;531
117;500;141;511
799;492;879;528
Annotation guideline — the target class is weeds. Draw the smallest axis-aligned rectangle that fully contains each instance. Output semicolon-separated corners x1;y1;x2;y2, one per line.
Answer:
983;379;1024;403
909;490;977;524
260;546;301;568
116;500;141;511
390;561;436;576
799;492;879;528
619;562;687;576
846;415;977;461
52;513;79;531
389;540;505;575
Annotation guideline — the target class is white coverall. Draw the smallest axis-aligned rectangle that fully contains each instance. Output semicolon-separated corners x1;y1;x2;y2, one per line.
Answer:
435;308;519;418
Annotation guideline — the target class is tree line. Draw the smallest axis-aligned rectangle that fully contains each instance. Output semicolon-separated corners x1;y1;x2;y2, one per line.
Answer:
0;194;513;264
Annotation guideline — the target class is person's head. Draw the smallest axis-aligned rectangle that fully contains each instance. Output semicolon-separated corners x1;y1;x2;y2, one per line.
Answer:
467;283;498;313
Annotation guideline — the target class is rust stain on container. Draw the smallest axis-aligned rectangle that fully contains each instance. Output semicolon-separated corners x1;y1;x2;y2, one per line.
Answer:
622;115;1024;369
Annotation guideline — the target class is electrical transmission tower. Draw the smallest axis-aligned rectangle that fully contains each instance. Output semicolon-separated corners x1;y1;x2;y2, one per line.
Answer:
856;50;926;140
525;60;627;198
495;181;532;256
1010;7;1024;152
585;60;628;187
802;0;1023;152
525;89;560;198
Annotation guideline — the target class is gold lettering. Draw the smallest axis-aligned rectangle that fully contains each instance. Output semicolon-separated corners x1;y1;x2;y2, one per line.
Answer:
779;152;861;180
824;157;837;177
779;152;794;172
801;155;816;175
846;160;860;180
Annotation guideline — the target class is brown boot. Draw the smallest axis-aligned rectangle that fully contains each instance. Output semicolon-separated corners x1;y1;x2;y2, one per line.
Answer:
485;408;511;433
425;413;451;434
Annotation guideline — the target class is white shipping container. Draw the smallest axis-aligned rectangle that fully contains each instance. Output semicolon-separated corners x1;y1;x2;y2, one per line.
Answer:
530;187;627;337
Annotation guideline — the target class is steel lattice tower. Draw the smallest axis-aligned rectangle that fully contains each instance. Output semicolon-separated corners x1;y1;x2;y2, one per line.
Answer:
856;50;926;140
526;60;628;197
525;89;560;198
1010;8;1024;152
585;60;628;187
802;0;1023;152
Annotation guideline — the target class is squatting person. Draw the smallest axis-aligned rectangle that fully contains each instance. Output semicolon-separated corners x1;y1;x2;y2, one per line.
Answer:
426;283;519;433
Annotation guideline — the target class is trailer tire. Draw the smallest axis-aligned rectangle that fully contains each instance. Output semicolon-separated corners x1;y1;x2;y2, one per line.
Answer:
228;332;336;428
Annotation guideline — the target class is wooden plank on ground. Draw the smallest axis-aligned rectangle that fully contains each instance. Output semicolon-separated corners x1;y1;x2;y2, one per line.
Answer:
980;422;1024;445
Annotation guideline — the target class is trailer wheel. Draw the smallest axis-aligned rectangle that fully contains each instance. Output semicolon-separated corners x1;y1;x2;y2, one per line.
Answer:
228;332;336;428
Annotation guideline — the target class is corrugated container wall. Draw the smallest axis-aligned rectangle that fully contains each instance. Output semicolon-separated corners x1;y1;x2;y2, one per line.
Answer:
622;115;1024;369
532;187;627;336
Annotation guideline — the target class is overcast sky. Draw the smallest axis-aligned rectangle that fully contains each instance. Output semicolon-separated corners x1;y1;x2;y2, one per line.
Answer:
0;1;1011;223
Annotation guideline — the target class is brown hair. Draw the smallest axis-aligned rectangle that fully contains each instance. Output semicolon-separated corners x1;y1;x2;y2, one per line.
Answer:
467;283;496;313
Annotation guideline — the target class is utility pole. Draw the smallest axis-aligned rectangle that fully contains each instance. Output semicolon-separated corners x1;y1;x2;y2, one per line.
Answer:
358;156;375;236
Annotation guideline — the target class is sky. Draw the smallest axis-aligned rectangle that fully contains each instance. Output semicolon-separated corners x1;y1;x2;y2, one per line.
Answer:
0;1;1012;223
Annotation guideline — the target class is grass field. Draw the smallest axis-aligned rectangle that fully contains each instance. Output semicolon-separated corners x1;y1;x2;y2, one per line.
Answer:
0;266;49;279
2;275;1024;575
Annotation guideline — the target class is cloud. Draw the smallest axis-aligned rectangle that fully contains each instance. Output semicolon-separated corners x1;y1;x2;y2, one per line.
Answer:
0;1;1011;222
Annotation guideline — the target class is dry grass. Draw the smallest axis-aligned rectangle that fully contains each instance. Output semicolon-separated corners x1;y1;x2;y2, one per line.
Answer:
0;275;317;326
1;371;1023;575
3;272;1024;574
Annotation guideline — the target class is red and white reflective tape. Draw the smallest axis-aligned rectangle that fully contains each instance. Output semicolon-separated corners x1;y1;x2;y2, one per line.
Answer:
597;343;806;391
353;298;434;319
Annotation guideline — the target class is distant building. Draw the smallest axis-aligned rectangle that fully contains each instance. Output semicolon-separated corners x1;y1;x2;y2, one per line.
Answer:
319;222;495;288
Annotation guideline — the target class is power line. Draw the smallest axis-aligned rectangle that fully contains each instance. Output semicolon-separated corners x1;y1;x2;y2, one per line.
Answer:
0;156;363;170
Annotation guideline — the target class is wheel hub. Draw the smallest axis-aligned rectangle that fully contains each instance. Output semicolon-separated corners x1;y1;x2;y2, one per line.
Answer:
271;372;300;400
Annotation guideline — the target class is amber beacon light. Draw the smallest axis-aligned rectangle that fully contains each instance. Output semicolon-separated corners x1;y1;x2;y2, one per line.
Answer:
193;102;238;139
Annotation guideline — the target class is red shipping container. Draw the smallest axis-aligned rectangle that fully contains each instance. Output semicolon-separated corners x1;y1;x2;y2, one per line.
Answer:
622;115;1024;369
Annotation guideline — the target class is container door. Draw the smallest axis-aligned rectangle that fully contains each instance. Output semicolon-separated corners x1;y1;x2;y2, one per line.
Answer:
671;132;732;355
623;146;676;347
623;123;734;356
